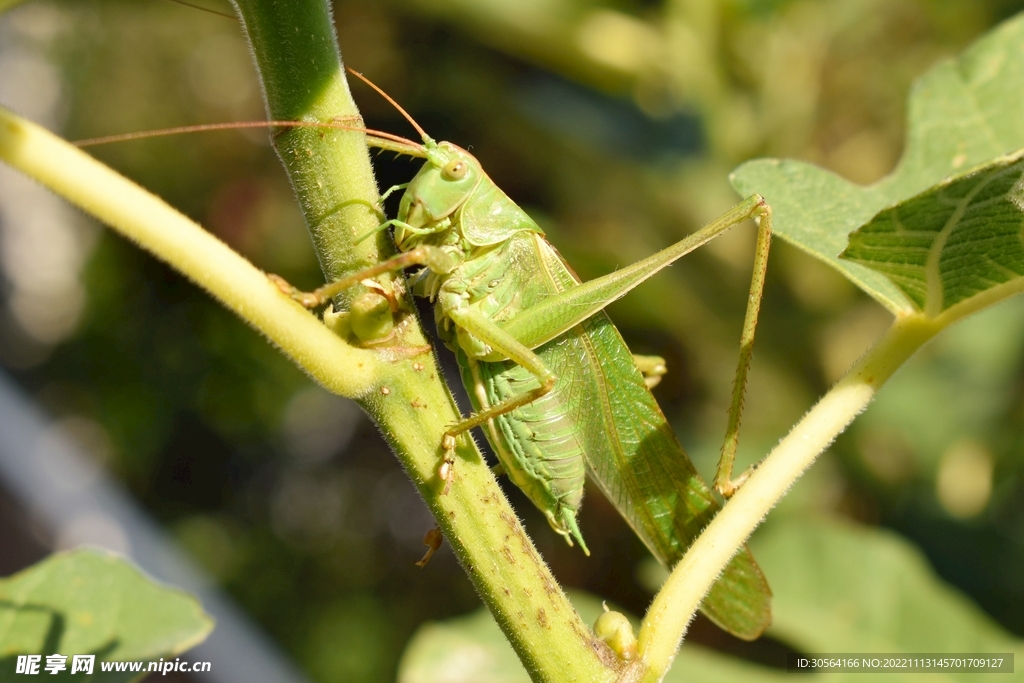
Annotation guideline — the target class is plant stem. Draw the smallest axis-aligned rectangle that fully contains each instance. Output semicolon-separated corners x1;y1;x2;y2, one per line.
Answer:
230;0;385;289
636;313;939;682
229;1;614;680
1;100;610;683
0;107;376;398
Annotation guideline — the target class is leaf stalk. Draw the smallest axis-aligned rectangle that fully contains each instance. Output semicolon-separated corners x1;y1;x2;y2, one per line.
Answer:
636;313;939;681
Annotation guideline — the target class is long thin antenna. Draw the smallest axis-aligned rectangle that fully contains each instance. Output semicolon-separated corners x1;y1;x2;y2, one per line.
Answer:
73;119;425;155
158;0;236;20
346;68;431;142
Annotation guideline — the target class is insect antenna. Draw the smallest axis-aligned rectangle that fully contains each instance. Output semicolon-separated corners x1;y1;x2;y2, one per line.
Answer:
346;68;434;145
157;0;236;20
73;120;427;157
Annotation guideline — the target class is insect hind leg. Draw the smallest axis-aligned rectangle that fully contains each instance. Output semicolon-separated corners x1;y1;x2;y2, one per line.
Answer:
714;201;772;498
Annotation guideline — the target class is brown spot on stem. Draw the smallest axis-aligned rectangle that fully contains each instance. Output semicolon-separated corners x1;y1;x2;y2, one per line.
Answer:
537;608;549;628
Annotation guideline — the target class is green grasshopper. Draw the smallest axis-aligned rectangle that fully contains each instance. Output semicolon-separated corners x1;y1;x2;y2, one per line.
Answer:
77;67;773;638
270;74;775;640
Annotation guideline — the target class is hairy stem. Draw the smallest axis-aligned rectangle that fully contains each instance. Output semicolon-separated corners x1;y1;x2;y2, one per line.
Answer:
0;108;376;397
636;313;939;681
0;88;609;683
230;0;384;289
229;1;613;680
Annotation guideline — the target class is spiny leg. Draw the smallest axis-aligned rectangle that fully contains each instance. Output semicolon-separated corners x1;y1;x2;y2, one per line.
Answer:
713;202;772;498
438;307;558;492
378;182;409;206
446;307;557;436
269;244;455;308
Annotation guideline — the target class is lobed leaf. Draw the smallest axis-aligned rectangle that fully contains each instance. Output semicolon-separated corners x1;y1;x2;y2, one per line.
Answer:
841;151;1024;316
731;12;1024;315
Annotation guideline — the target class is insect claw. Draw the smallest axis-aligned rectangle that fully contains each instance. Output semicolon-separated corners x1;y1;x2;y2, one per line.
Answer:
414;526;443;567
440;461;454;495
268;273;324;308
297;292;324;308
717;463;756;499
267;273;294;295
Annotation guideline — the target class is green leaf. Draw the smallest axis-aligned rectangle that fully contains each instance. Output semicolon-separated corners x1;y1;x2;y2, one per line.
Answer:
0;550;213;683
397;603;532;683
398;593;646;683
731;13;1024;315
399;522;1024;683
752;519;1024;677
841;150;1024;316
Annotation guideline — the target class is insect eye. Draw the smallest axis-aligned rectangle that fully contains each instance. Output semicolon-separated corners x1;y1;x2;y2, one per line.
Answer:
442;159;468;180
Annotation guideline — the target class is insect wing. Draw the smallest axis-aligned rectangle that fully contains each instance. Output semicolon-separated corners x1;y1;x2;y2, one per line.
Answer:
536;238;772;640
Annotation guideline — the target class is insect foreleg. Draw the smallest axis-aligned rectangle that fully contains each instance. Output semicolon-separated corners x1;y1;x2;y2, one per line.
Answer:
355;217;446;245
270;244;456;308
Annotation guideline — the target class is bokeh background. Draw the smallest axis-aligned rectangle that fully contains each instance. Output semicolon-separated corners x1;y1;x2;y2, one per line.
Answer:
1;0;1023;681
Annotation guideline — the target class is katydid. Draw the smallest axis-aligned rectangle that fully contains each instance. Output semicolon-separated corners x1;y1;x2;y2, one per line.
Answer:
271;75;775;639
76;76;773;640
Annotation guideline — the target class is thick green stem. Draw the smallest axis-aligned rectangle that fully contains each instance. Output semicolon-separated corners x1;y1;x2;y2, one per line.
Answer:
230;0;383;288
635;313;940;681
229;1;612;680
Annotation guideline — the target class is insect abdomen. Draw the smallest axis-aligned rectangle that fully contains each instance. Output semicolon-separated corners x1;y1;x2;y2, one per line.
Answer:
464;347;588;547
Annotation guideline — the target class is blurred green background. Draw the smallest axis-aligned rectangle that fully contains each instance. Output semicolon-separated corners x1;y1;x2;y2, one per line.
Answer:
1;0;1023;680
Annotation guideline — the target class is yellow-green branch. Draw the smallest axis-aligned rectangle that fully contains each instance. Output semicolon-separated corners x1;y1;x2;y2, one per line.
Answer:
0;108;377;398
635;313;940;681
